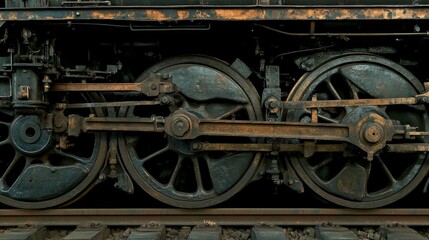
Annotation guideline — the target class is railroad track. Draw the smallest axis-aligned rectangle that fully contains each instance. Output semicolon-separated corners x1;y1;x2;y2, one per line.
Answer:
1;208;429;239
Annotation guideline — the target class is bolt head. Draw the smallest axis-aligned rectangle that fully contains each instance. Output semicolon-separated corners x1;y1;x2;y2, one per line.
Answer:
171;116;190;137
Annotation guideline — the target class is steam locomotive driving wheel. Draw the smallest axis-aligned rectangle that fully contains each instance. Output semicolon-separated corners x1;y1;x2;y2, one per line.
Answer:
0;93;107;209
287;54;429;208
119;56;263;208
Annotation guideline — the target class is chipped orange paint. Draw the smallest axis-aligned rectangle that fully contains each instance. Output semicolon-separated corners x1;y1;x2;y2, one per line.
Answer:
2;7;429;21
145;10;170;20
214;9;266;20
177;10;190;20
195;10;211;19
8;12;17;20
390;9;429;19
91;11;123;20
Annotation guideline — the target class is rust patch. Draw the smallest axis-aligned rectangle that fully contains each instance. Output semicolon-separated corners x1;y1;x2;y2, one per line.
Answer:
8;12;17;20
332;9;358;20
214;9;266;20
362;9;390;19
127;11;135;18
91;11;122;20
177;10;190;20
145;10;170;20
195;10;212;19
391;8;429;19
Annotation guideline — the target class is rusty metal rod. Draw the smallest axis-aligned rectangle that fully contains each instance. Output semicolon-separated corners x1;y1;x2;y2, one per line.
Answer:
51;83;142;92
195;142;347;152
256;23;429;37
82;117;163;132
193;120;350;141
283;97;418;109
387;143;429;152
195;142;429;153
64;101;160;108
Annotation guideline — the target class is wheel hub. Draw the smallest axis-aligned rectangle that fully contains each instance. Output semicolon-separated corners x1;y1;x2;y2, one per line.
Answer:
363;124;384;143
342;106;393;160
11;115;52;155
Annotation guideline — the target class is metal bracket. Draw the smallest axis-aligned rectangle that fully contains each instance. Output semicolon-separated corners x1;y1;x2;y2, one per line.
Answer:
262;65;282;121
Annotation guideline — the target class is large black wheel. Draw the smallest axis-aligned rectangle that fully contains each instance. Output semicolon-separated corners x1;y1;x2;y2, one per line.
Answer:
119;56;263;208
0;93;107;209
286;54;429;208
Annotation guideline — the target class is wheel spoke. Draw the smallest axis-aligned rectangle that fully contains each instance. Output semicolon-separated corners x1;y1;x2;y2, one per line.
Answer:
310;158;334;170
326;80;342;100
167;155;184;187
1;152;22;181
215;105;244;120
376;155;397;184
0;138;9;146
0;121;10;126
344;79;360;99
192;157;204;192
326;79;354;113
140;146;169;163
53;148;91;170
303;109;339;123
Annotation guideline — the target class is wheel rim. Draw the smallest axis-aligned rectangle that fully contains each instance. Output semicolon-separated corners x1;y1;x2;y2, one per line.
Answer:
119;55;263;208
286;54;429;208
0;93;107;209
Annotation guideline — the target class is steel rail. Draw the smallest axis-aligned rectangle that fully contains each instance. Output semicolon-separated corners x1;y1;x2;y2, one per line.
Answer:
1;208;429;226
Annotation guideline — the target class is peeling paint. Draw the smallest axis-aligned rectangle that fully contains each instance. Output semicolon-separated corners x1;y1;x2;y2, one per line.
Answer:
8;12;17;20
177;10;190;20
1;7;429;21
214;9;266;20
195;10;212;19
145;10;170;20
91;11;123;19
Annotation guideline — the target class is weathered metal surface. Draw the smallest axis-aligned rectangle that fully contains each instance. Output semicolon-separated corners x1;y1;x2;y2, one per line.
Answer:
0;94;108;209
117;55;263;209
283;97;420;109
2;208;429;226
64;101;161;109
51;74;176;97
81;116;164;133
193;142;347;152
193;142;429;153
72;110;429;151
286;53;429;209
2;6;429;21
164;110;351;140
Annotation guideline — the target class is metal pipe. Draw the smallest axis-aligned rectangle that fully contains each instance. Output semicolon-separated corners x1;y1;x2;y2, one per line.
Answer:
255;23;429;37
